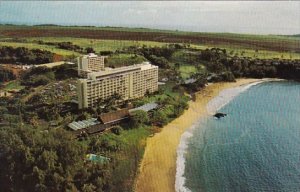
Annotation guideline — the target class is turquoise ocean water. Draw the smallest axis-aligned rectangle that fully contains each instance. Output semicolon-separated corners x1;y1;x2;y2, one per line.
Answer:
181;81;300;192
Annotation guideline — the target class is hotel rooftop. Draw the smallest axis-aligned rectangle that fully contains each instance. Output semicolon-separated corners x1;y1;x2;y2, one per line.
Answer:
87;62;156;80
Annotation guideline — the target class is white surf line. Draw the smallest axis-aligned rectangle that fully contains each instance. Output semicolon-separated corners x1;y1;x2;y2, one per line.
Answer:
175;79;282;192
206;79;283;115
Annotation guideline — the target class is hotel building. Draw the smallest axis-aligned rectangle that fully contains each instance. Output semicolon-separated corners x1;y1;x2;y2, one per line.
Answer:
77;62;158;109
77;53;107;77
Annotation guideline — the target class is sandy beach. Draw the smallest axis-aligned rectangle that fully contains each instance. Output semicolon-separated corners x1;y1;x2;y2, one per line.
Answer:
134;78;261;192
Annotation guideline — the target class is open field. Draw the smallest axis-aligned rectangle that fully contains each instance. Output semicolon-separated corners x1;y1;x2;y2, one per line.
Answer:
0;41;80;57
25;37;167;52
2;38;299;60
0;25;299;53
191;44;300;60
0;37;167;57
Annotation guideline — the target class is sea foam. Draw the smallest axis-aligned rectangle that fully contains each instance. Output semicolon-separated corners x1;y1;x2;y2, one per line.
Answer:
175;79;277;192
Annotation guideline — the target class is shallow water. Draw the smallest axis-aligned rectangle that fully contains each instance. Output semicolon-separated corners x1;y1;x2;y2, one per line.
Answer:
183;81;300;192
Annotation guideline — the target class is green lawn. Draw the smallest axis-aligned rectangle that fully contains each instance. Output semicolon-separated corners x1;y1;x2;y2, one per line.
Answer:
133;81;187;107
179;65;197;79
3;80;24;91
106;53;147;67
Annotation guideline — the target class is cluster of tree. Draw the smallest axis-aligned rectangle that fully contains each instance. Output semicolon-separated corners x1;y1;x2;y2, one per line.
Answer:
182;73;208;92
224;57;300;79
99;51;114;56
207;71;236;82
106;54;146;68
199;48;300;80
0;67;77;125
200;48;227;62
20;67;55;86
129;95;189;128
57;42;82;52
34;40;83;52
0;68;16;82
20;64;77;87
153;96;188;126
104;44;300;92
0;46;54;64
147;55;171;68
92;93;122;115
123;44;186;69
129;110;149;127
35;40;97;54
85;47;95;54
0;126;113;192
0;95;149;192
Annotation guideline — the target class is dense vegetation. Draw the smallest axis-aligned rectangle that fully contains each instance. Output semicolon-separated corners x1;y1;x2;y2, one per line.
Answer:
0;123;152;192
20;64;77;87
36;41;83;52
126;45;300;83
0;126;112;192
0;68;16;82
0;46;54;64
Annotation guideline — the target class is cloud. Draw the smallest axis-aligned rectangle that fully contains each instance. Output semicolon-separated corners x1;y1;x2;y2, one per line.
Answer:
0;1;299;34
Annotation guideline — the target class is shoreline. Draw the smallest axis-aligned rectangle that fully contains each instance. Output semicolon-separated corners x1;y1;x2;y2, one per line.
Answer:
175;78;278;192
134;78;264;192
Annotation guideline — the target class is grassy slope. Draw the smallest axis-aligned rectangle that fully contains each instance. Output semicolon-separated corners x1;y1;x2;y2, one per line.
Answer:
25;37;167;52
2;80;25;91
179;65;197;79
191;44;300;59
0;41;80;57
106;54;147;68
111;127;151;191
0;37;166;57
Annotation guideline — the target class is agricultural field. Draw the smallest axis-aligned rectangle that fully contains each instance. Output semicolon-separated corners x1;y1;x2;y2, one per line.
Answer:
1;25;300;60
1;25;300;53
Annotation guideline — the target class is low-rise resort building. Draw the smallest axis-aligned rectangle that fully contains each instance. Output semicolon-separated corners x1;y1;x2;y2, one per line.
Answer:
68;102;158;137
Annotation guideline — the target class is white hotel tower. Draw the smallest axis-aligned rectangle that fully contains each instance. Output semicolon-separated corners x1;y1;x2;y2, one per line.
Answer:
77;60;158;109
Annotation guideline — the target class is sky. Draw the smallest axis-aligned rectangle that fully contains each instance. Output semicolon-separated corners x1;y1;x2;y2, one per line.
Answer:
0;1;299;35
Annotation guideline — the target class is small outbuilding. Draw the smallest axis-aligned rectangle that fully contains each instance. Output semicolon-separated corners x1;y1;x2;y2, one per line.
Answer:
99;109;130;125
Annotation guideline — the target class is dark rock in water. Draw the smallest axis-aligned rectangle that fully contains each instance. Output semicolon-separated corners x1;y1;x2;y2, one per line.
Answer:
214;113;227;119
